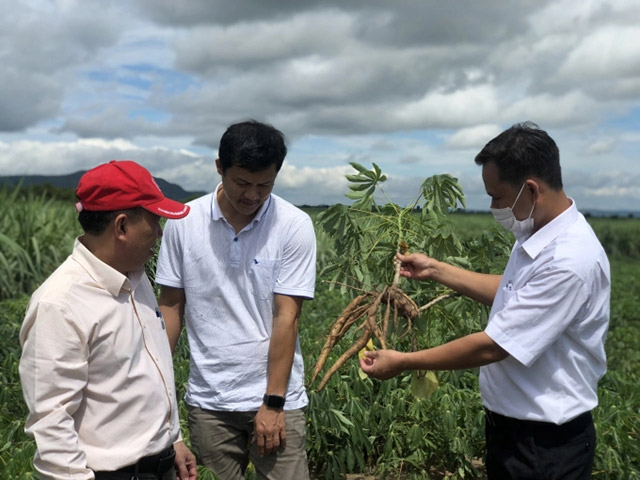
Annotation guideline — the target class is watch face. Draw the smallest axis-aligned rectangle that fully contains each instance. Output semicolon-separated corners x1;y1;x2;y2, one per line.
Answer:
264;394;285;408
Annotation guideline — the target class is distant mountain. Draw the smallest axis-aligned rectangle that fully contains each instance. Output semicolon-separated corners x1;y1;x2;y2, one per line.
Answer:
0;171;205;202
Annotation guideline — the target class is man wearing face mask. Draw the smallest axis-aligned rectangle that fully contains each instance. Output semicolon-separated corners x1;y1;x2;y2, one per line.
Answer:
360;122;610;480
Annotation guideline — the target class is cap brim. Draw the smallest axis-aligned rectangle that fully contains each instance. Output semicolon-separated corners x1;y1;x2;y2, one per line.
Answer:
143;198;190;219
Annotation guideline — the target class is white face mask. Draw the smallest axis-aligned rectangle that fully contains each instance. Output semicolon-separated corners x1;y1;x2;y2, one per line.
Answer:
490;182;535;239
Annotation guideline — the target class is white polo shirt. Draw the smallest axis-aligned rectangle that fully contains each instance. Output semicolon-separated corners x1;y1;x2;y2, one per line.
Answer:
156;187;316;411
481;200;610;424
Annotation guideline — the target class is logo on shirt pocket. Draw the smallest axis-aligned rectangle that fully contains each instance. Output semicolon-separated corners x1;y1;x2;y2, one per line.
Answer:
249;258;279;300
501;283;517;306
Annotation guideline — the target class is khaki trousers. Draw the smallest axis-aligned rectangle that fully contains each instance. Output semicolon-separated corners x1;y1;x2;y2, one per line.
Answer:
188;405;310;480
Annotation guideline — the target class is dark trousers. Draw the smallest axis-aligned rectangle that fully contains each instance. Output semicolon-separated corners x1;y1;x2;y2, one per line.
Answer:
484;409;595;480
94;472;175;480
93;446;176;480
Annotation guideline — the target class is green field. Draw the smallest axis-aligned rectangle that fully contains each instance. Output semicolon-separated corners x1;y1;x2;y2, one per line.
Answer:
1;186;639;479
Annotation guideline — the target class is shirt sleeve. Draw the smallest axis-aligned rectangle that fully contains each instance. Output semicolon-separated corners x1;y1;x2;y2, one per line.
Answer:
156;218;185;288
19;301;94;480
273;215;316;299
485;267;588;367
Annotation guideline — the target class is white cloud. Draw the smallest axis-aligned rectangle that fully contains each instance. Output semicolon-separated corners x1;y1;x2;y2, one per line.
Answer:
1;0;639;212
503;91;598;126
394;85;500;128
445;125;503;150
174;10;353;71
557;26;640;85
584;139;616;155
274;163;352;205
0;137;202;182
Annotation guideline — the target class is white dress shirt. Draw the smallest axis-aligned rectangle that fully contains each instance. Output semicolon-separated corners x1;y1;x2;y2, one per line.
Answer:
156;187;316;412
19;239;180;479
481;200;610;424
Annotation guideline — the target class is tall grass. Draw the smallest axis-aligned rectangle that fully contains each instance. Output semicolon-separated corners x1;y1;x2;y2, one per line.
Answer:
0;185;79;301
588;217;640;259
0;295;36;479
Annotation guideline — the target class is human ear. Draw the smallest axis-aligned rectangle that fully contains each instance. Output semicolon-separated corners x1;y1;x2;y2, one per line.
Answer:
114;213;128;240
525;180;540;202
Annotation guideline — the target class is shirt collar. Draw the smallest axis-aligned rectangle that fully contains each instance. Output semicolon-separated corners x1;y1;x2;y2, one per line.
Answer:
520;198;579;259
210;182;272;226
72;237;141;296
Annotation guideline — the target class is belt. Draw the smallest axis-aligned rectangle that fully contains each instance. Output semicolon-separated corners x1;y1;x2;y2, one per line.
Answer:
484;408;592;435
98;446;176;476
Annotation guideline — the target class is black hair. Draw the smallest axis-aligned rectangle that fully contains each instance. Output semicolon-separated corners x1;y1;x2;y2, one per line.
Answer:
474;121;563;189
77;207;143;235
218;120;287;174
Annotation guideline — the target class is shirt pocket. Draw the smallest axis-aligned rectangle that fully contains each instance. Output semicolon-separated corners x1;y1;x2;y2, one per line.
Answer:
249;258;279;300
501;285;517;307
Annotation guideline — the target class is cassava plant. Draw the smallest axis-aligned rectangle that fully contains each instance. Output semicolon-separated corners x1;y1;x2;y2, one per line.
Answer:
305;163;515;478
310;162;472;394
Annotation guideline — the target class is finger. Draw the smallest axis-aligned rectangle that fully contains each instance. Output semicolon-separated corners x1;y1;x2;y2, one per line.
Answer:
279;427;287;451
256;433;266;456
189;463;198;480
186;454;198;480
175;462;188;480
265;434;275;455
359;357;370;369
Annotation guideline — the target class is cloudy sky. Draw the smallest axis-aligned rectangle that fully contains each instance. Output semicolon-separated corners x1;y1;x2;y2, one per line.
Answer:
1;0;639;212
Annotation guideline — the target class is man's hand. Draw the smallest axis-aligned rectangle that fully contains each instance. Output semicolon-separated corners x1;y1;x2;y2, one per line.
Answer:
359;349;406;380
253;404;286;456
396;252;440;281
173;440;198;480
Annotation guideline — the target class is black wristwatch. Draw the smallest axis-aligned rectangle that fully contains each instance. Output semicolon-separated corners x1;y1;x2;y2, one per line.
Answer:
263;394;286;409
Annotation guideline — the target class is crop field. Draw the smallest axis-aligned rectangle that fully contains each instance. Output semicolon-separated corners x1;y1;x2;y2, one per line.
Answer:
1;183;639;479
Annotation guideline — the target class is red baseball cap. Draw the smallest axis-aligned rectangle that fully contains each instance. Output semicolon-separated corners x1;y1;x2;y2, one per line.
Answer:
75;160;190;219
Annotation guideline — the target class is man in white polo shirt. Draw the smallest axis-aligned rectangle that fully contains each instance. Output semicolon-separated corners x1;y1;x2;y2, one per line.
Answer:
156;120;316;480
360;122;610;480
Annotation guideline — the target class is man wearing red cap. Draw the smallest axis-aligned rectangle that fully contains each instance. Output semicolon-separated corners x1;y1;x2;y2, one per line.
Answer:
19;160;198;480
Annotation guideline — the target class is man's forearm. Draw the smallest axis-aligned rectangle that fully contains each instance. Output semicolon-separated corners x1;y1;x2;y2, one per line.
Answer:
266;295;303;395
403;332;509;371
158;286;185;352
266;317;297;395
434;262;501;307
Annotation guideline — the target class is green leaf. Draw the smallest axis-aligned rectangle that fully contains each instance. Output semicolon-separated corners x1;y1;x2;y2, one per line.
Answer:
348;182;373;192
345;174;371;183
410;370;439;399
348;161;369;174
345;190;366;200
329;408;354;427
